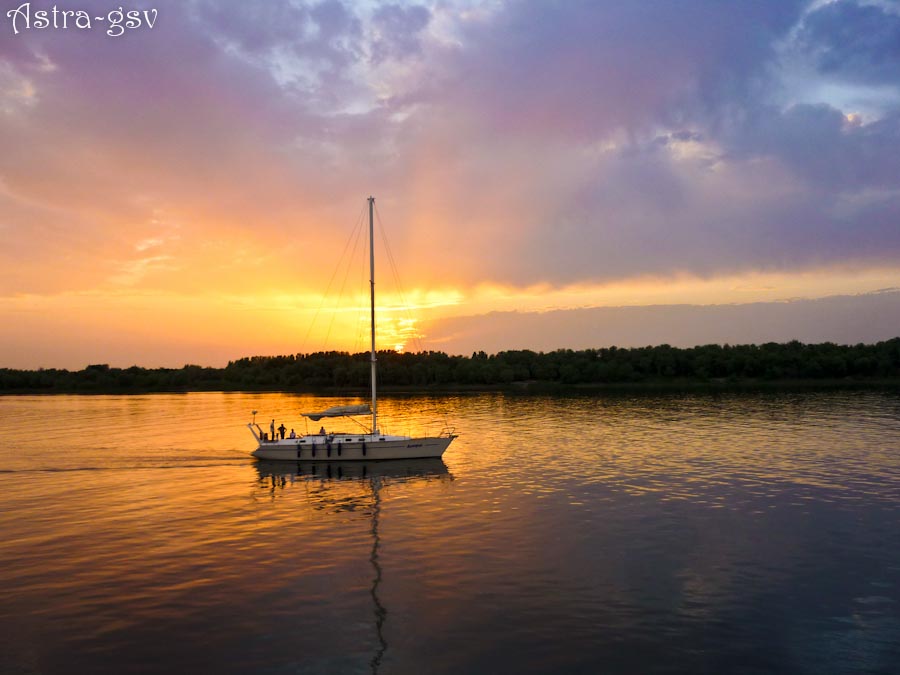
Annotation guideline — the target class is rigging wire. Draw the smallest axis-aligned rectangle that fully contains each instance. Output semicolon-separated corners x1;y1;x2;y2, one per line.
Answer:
353;223;369;355
374;202;425;354
298;199;424;358
323;210;367;350
299;202;367;355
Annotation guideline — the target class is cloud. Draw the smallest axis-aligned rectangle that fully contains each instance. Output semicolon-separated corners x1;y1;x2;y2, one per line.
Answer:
398;1;803;141
0;0;899;325
372;3;431;63
796;0;900;86
723;103;900;192
378;0;900;287
110;254;177;286
422;290;900;355
0;0;377;296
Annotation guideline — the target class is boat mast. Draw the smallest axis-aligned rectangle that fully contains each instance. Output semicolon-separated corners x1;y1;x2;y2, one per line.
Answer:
368;196;378;435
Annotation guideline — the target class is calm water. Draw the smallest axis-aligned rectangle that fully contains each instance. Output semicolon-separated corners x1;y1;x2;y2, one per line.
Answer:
1;391;899;674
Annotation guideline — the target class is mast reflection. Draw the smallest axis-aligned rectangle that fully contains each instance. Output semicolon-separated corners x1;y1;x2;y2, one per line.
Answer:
254;458;451;673
369;475;386;673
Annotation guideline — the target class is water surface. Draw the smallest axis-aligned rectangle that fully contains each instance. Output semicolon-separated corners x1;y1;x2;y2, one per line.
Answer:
1;391;898;673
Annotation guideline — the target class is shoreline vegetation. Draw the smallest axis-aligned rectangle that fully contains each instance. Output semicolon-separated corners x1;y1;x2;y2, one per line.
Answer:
2;339;899;395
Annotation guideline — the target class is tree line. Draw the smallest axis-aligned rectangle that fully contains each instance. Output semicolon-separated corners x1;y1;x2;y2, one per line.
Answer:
2;339;898;393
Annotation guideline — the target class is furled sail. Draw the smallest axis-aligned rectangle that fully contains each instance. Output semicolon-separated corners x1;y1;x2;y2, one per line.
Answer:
302;404;372;421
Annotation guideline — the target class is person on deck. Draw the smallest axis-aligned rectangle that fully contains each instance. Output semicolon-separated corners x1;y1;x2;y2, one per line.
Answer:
278;423;286;440
289;429;296;439
319;426;326;435
270;420;275;441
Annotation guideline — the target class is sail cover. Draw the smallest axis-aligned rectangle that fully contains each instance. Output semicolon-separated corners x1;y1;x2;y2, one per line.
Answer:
302;404;372;421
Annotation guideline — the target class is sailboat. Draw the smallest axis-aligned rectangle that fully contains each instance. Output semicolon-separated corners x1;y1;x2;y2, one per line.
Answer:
248;197;457;461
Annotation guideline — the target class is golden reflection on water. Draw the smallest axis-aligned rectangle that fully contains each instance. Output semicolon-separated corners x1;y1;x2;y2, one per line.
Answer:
0;390;899;673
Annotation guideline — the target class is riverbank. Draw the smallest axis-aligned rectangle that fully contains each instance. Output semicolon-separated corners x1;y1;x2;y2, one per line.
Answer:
3;339;898;394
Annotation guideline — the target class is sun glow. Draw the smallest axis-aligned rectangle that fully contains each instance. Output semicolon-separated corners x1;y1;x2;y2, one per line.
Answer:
2;263;898;369
286;285;466;354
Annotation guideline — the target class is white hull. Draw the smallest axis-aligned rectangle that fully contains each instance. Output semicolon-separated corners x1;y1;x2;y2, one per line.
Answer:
250;427;455;461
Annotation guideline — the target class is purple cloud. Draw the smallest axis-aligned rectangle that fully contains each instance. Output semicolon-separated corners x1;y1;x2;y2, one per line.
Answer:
377;0;900;286
797;1;900;85
722;103;900;190
372;3;430;63
0;0;898;299
407;0;805;140
423;290;900;355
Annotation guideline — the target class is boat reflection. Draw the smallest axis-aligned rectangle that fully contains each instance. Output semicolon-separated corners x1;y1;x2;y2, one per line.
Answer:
255;457;451;484
254;457;451;674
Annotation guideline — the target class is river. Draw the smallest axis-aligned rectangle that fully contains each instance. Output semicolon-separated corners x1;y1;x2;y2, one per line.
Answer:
1;390;898;673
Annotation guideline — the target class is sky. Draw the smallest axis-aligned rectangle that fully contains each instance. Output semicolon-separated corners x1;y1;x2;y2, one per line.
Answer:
1;0;899;368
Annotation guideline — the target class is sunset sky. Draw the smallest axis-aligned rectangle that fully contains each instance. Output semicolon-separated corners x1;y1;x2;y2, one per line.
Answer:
1;0;899;368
